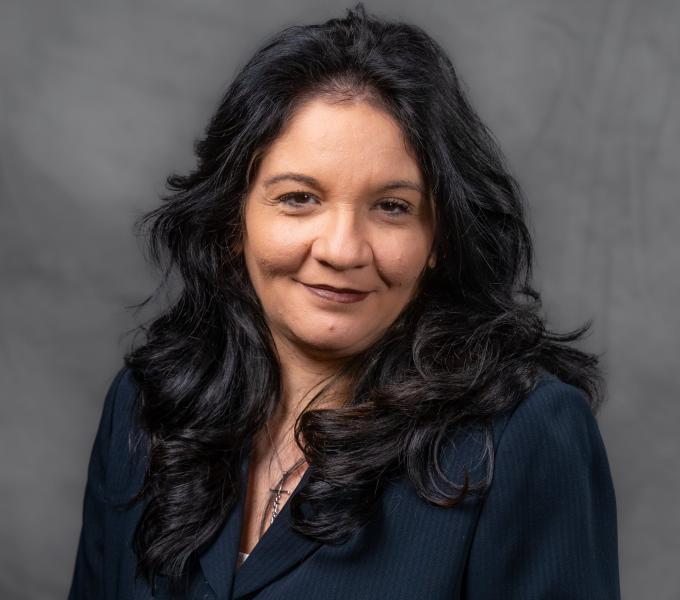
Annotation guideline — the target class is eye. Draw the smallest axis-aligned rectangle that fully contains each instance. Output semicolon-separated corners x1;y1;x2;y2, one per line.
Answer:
277;191;318;207
376;199;412;216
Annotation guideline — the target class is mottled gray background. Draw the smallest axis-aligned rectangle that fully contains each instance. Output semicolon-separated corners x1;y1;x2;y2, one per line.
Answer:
1;1;678;598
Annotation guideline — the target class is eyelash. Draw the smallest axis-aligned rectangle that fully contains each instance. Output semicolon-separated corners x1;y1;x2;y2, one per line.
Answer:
276;192;412;216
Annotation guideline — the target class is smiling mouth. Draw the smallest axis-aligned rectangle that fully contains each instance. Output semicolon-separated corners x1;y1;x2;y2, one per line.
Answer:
298;281;372;303
304;283;369;294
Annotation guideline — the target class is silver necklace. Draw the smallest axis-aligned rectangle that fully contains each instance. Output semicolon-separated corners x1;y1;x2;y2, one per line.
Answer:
258;422;306;539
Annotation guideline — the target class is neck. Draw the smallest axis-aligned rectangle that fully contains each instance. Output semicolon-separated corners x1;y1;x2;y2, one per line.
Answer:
266;332;350;445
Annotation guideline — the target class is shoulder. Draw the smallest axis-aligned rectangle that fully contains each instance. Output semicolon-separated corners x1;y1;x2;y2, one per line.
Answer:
464;377;620;596
487;371;614;497
88;366;147;501
442;374;605;494
98;366;144;454
491;372;602;454
100;365;139;416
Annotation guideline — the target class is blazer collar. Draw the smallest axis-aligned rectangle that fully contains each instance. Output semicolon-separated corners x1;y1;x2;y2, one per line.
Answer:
198;440;322;600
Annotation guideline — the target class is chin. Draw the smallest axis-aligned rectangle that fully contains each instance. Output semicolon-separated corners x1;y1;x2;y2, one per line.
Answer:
294;331;370;358
303;337;361;355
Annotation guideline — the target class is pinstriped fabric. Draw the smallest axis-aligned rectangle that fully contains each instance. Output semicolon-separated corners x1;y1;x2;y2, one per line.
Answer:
464;378;621;599
68;368;620;599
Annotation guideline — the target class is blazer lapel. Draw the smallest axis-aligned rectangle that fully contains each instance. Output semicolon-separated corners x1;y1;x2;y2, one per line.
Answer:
231;462;322;599
198;448;250;600
198;441;323;600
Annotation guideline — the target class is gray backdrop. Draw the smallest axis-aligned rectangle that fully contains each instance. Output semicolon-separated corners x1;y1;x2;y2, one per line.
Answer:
2;1;678;598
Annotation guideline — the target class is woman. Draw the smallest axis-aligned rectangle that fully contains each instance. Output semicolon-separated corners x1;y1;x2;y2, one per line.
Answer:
69;4;620;599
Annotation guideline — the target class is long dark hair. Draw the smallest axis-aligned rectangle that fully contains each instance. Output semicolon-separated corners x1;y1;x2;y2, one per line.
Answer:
124;3;602;588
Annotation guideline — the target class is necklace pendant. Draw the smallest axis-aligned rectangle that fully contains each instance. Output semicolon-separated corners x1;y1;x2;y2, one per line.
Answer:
269;483;287;524
259;425;307;538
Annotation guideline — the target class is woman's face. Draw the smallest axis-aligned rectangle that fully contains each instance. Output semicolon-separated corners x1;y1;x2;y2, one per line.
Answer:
242;97;436;362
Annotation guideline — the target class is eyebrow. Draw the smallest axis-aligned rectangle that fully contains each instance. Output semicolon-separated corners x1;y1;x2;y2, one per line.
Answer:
263;172;425;196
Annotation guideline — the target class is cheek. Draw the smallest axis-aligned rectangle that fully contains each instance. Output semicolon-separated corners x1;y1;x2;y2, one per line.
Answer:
374;231;430;287
245;220;308;279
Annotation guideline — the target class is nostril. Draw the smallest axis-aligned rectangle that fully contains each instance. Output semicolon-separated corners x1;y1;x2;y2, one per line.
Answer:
309;236;373;271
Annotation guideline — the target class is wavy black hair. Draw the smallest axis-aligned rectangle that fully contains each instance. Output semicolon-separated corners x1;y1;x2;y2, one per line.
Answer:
124;3;603;589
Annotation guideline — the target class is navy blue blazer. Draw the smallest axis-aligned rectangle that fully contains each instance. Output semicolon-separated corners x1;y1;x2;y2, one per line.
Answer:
68;367;620;599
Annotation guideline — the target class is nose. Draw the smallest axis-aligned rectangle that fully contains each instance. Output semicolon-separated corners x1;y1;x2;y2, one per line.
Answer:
309;207;373;270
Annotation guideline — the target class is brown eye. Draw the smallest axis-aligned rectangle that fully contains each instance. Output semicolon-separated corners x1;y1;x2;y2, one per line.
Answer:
278;192;318;207
377;199;411;215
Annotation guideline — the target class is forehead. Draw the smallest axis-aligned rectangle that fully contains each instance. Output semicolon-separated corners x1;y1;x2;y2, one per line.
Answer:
253;98;424;189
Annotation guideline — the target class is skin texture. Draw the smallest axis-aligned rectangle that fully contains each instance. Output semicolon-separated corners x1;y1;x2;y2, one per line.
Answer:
238;98;436;554
243;97;435;403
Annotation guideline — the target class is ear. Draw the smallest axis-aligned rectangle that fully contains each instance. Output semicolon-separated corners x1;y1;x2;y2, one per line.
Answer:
427;252;436;269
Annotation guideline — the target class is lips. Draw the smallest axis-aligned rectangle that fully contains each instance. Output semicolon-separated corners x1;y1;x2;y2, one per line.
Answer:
306;283;369;294
298;281;371;303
